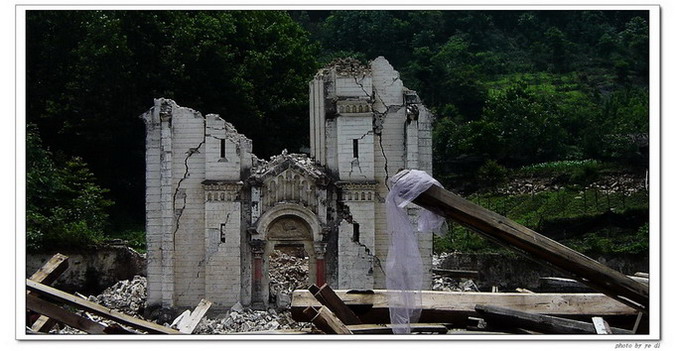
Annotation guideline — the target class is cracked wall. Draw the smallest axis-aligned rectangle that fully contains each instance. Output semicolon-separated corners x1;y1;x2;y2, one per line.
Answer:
310;57;435;290
142;99;250;310
142;56;434;311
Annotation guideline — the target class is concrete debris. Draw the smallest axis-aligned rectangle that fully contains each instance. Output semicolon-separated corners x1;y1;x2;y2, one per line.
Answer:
251;150;325;180
431;253;479;292
269;249;309;306
87;275;147;318
498;173;646;196
323;57;371;76
49;272;312;334
193;307;312;334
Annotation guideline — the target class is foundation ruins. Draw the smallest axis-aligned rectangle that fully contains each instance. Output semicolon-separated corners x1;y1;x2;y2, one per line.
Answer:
140;57;435;312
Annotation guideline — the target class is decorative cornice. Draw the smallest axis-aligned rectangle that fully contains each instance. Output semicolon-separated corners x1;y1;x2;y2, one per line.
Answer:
204;180;243;202
336;180;378;190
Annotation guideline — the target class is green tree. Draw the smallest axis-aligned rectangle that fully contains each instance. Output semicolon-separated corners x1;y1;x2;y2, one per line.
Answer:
26;10;319;229
27;126;113;251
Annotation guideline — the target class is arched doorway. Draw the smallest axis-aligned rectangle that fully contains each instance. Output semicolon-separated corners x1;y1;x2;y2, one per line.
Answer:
252;204;326;307
266;215;313;306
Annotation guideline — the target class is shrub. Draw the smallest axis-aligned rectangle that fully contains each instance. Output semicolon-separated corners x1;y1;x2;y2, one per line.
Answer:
476;159;509;190
26;126;113;251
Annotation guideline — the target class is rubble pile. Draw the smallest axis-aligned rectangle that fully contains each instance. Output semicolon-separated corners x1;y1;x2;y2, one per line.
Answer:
431;253;479;292
325;57;371;76
47;271;312;334
269;249;309;302
89;275;147;318
194;304;312;334
250;149;325;181
498;173;646;196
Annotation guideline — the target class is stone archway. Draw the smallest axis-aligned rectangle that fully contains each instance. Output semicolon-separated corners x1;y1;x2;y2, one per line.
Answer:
251;204;326;307
265;215;314;306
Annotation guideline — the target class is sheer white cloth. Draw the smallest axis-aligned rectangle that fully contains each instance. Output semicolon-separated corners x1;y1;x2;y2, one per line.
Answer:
385;170;444;334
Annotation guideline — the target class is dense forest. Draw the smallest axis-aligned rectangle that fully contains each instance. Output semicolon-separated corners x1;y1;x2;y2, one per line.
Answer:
25;10;650;254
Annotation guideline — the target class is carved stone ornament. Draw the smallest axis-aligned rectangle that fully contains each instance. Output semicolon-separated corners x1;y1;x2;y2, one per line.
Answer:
266;216;312;241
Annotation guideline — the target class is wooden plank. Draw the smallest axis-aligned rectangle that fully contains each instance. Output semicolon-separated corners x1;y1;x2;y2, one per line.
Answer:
347;323;448;334
291;289;638;324
448;330;512;335
309;284;361;325
516;288;535;294
592;317;612;334
412;184;648;313
541;276;648;292
632;312;644;334
432;269;480;280
475;305;633;334
27;253;70;332
30;315;57;333
26;279;182;334
303;306;353;334
26;294;135;334
177;299;212;334
28;253;69;286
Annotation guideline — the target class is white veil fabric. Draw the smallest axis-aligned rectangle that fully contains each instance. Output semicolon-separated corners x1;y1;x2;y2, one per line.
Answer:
385;170;445;334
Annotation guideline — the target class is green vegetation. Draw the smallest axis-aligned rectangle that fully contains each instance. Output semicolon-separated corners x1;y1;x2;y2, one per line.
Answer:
26;10;650;255
433;161;649;257
27;126;113;251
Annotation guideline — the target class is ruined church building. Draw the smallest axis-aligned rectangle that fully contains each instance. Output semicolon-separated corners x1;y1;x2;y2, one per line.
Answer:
141;57;434;311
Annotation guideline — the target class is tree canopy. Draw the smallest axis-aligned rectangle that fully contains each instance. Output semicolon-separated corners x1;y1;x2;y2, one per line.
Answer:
25;10;650;249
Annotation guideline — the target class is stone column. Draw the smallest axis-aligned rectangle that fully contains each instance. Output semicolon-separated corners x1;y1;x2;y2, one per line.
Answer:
250;239;266;307
314;242;327;286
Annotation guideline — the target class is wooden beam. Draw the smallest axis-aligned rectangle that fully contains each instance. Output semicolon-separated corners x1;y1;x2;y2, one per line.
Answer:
632;312;644;334
29;253;69;286
475;305;633;334
516;288;535;294
177;299;212;334
303;306;353;334
26;294;135;334
26;279;182;334
348;323;448;334
30;315;57;333
412;184;648;313
291;289;638;324
309;284;361;325
541;276;648;292
27;253;70;333
592;317;612;334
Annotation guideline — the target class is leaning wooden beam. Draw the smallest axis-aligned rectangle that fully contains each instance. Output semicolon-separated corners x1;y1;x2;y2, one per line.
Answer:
303;306;353;334
475;305;633;334
26;294;136;334
412;184;648;313
29;253;69;286
28;253;70;333
348;323;448;334
309;284;361;325
176;299;212;334
291;289;638;324
26;279;182;334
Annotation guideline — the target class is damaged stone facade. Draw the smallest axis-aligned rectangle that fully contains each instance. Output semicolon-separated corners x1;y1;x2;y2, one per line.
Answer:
141;56;434;312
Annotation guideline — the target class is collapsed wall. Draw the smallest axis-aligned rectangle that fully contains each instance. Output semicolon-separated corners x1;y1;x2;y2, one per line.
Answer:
140;56;435;311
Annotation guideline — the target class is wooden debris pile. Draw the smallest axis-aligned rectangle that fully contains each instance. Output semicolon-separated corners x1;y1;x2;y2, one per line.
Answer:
290;284;645;335
25;253;203;335
290;177;649;335
26;254;312;335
